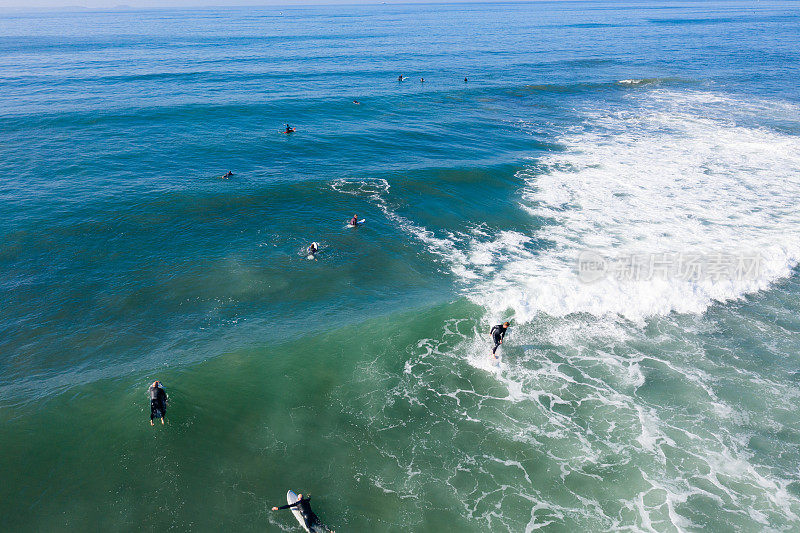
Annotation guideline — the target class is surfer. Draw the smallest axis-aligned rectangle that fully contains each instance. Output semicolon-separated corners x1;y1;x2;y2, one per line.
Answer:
398;75;403;81
308;242;319;255
490;322;510;358
285;124;295;134
464;77;468;82
349;214;359;226
223;171;233;178
420;77;424;83
353;100;360;105
148;381;168;426
272;494;331;532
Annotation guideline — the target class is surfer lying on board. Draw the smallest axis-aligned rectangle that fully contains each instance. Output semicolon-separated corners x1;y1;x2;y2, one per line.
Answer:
490;322;510;357
272;494;332;532
148;381;168;426
223;170;233;178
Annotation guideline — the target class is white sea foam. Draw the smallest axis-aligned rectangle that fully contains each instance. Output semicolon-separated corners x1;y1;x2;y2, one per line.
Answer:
470;89;800;323
333;91;800;325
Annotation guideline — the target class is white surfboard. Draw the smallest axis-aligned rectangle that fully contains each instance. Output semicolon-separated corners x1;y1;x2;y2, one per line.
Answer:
287;491;310;532
347;218;366;227
305;242;320;260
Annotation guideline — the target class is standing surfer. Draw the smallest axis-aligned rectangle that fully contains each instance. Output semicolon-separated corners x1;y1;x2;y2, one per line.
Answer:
148;381;168;426
490;322;510;358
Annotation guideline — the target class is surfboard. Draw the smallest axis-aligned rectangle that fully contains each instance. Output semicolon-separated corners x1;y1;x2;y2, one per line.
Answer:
286;491;310;532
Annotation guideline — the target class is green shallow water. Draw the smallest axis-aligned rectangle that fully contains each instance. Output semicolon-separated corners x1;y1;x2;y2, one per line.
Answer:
5;289;800;531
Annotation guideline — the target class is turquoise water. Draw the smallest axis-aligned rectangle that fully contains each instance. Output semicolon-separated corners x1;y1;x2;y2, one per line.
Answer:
3;1;800;531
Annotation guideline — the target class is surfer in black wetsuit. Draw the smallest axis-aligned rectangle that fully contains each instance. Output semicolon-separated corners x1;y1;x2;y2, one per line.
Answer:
490;322;510;357
285;124;294;134
272;494;331;532
308;242;319;255
223;171;233;178
148;381;168;426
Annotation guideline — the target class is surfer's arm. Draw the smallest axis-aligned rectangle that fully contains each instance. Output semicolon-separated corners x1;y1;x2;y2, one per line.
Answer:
271;502;299;511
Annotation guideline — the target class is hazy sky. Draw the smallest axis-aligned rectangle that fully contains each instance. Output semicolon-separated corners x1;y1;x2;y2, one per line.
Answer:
0;0;538;10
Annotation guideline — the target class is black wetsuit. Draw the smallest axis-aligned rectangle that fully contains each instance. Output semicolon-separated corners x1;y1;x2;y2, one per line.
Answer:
277;496;326;531
149;385;167;421
490;324;508;354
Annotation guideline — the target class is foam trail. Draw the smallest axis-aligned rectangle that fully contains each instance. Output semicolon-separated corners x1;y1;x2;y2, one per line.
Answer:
331;177;483;280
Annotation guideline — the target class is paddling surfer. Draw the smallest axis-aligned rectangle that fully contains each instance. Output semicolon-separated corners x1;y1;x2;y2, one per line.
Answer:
272;494;333;532
148;381;168;426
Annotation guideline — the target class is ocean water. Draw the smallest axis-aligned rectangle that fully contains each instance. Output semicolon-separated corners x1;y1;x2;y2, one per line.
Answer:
2;1;800;531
